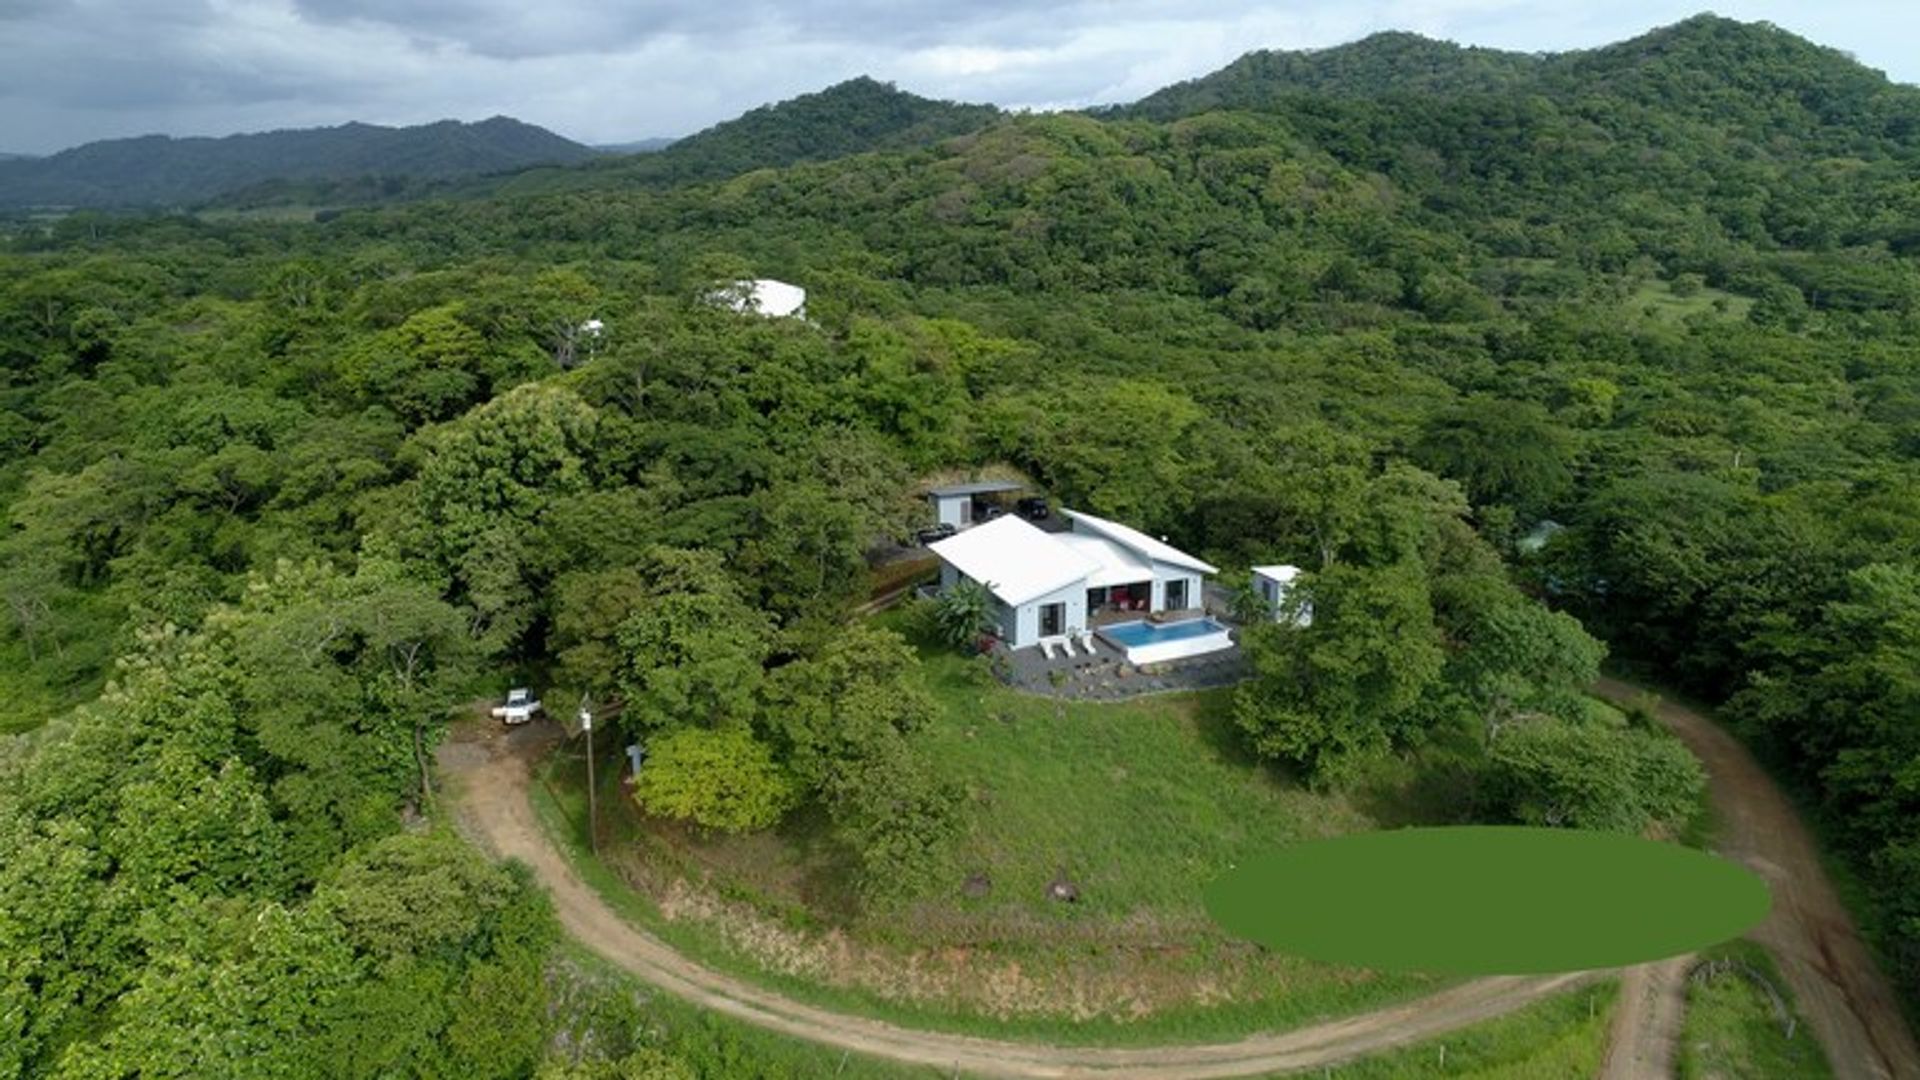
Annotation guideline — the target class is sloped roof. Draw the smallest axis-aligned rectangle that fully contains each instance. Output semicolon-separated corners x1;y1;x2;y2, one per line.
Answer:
1252;564;1303;583
1063;508;1218;575
1055;531;1154;588
927;480;1023;498
928;515;1098;607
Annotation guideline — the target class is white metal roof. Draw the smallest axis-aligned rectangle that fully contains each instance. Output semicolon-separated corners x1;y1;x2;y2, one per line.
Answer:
928;515;1098;607
1054;531;1154;588
726;278;806;318
1252;564;1303;583
1063;508;1218;575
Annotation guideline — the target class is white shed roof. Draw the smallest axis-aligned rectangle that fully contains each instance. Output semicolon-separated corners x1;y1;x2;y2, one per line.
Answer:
725;278;807;318
1063;508;1217;575
1252;564;1303;583
928;515;1097;607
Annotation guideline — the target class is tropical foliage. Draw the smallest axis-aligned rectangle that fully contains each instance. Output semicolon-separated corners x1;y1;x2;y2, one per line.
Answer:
5;13;1920;1069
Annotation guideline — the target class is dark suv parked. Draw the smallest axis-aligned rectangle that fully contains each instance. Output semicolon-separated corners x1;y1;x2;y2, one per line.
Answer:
915;522;957;545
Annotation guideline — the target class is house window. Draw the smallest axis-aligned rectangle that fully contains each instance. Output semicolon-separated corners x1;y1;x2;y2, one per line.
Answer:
1039;602;1065;637
958;499;972;524
1165;579;1189;611
1086;586;1107;610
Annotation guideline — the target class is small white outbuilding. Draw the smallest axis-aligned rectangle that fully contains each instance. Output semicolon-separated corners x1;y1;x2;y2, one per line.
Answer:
1252;565;1311;626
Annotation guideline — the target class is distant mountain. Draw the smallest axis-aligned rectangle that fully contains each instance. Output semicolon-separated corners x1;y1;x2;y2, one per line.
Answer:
1122;30;1542;120
0;116;597;208
0;152;36;162
648;77;1000;178
1120;15;1920;153
1538;15;1920;145
593;138;678;155
490;77;1001;197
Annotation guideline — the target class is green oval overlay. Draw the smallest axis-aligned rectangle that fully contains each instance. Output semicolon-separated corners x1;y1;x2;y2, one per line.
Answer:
1204;826;1769;974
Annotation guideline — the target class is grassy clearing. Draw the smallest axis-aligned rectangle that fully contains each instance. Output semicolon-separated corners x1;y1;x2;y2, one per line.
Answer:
534;744;1440;1045
525;607;1452;1042
1677;941;1834;1079
1312;980;1618;1078
1626;278;1754;325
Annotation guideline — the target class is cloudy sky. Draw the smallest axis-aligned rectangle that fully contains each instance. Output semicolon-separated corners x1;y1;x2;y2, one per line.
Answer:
2;1;1916;155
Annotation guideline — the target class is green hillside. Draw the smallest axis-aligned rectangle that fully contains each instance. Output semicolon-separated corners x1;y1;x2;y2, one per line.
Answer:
0;116;597;209
482;76;1002;199
2;12;1918;1077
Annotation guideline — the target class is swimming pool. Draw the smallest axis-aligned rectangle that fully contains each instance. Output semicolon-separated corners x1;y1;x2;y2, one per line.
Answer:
1097;617;1235;665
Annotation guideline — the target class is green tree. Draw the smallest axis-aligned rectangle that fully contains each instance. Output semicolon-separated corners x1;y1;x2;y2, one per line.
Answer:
633;727;799;833
1234;561;1445;782
614;548;773;731
1412;397;1574;518
1486;717;1703;832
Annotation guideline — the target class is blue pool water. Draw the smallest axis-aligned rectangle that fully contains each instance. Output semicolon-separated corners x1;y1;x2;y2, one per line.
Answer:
1099;618;1229;647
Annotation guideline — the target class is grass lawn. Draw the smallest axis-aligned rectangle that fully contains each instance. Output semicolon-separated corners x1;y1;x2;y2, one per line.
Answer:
527;607;1449;1042
1677;942;1834;1079
1312;980;1618;1078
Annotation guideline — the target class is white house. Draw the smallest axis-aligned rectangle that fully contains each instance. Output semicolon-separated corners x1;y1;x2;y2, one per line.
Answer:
926;480;1023;531
1252;564;1311;626
928;510;1218;650
717;278;807;319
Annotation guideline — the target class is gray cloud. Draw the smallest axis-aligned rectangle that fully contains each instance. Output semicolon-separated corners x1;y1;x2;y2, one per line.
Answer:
288;0;1060;59
1;1;1916;155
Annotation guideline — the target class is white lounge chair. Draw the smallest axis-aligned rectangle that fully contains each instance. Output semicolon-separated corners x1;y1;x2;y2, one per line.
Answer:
1077;628;1096;653
1059;635;1078;657
1039;638;1058;660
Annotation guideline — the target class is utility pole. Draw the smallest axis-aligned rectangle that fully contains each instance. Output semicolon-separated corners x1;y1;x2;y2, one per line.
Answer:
579;694;598;855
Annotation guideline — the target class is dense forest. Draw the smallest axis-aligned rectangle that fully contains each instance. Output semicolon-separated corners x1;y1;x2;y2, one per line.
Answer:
3;11;1919;1074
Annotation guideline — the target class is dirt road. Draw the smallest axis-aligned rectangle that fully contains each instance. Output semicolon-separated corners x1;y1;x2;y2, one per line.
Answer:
1594;678;1920;1080
443;722;1587;1078
448;679;1918;1078
1599;954;1691;1080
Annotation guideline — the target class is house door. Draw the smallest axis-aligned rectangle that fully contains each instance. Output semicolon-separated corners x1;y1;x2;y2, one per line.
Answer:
1039;602;1065;638
1165;579;1189;611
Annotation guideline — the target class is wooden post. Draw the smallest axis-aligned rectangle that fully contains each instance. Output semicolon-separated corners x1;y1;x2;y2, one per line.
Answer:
580;697;598;855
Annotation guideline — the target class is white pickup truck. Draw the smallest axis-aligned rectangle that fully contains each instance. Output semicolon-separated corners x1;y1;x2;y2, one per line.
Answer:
490;688;542;725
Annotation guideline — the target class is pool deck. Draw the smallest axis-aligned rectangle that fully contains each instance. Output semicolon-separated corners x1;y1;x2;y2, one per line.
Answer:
996;621;1248;700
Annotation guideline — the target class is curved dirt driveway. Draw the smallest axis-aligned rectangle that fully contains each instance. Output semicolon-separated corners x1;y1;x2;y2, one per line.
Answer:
448;678;1920;1078
444;722;1587;1078
1593;678;1920;1080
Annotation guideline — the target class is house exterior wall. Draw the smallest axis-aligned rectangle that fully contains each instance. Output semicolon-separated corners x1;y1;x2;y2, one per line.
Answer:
940;567;1069;648
1008;579;1087;649
933;494;968;530
1149;561;1205;614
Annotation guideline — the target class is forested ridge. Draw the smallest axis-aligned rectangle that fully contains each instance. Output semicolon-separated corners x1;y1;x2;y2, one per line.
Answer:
0;118;598;211
3;12;1919;1075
